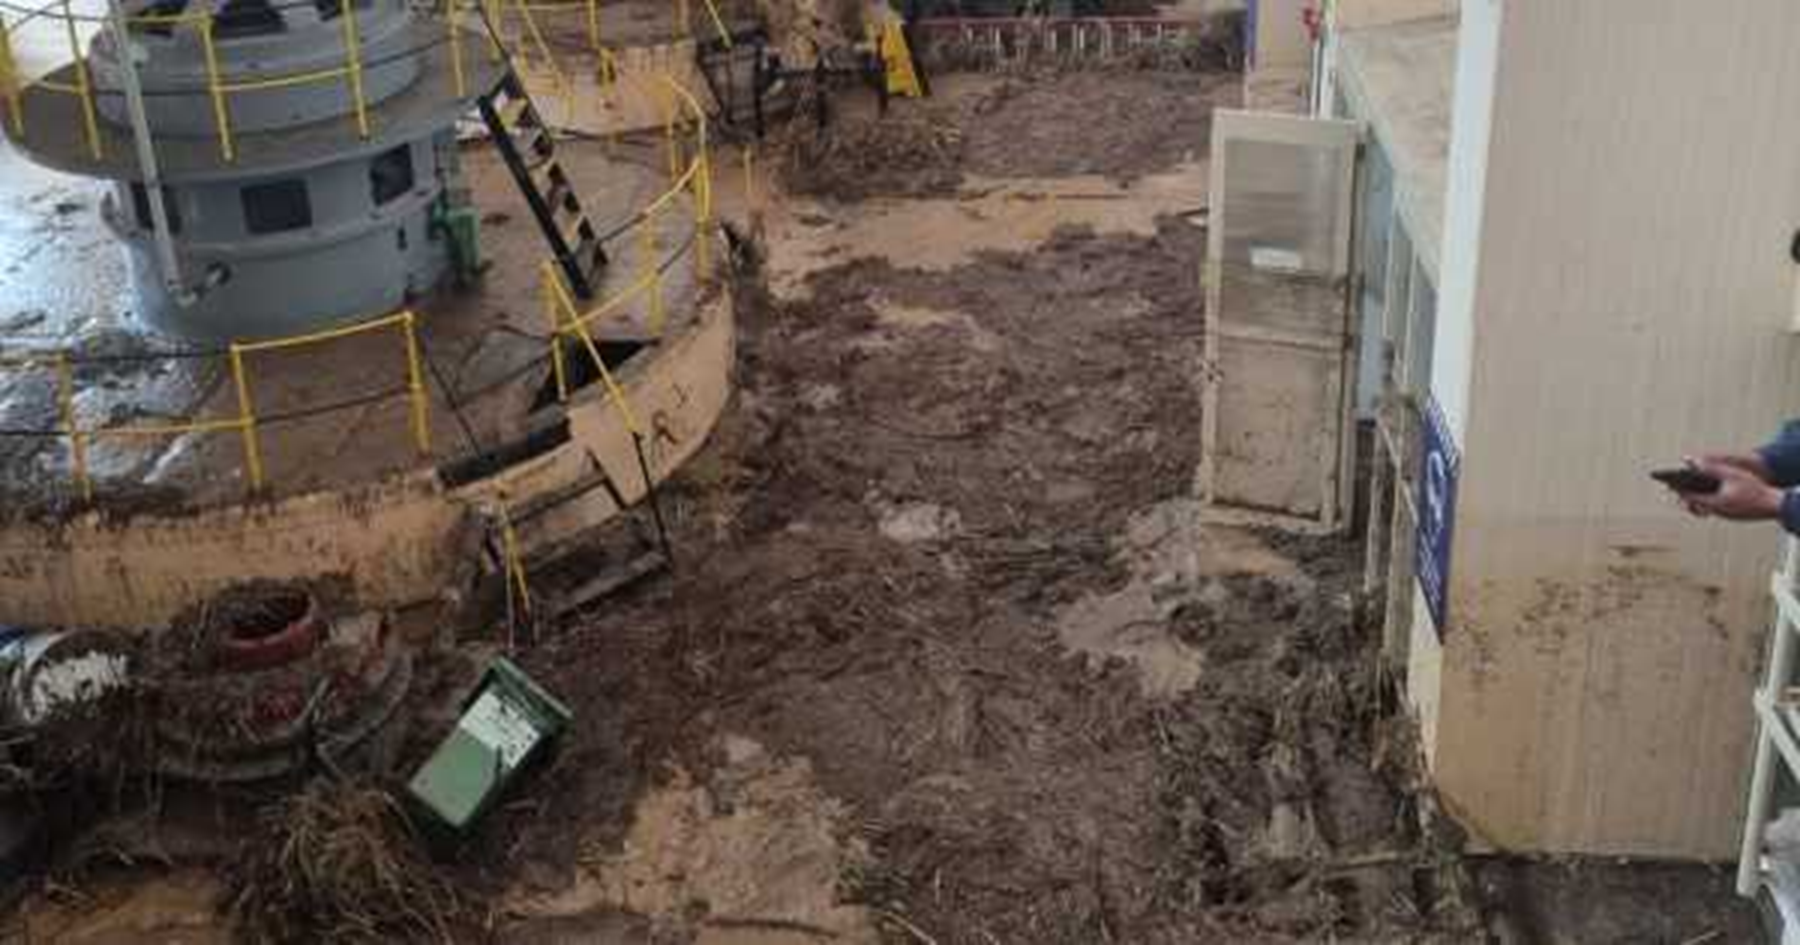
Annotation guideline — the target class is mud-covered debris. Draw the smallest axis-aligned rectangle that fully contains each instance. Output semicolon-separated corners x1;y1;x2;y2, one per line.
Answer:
876;501;961;544
226;779;465;945
776;113;965;200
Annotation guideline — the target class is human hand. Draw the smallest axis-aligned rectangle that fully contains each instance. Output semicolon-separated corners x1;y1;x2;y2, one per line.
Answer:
1687;452;1773;484
1681;458;1785;521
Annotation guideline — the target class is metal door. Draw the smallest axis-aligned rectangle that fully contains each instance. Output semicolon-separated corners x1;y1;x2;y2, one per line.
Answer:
1199;109;1360;529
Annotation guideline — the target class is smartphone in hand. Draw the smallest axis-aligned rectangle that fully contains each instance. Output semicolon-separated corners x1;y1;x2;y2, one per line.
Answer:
1651;467;1722;495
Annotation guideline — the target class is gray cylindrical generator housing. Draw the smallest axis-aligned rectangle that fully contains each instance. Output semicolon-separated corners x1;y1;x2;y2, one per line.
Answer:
88;0;423;136
6;0;496;342
106;132;456;340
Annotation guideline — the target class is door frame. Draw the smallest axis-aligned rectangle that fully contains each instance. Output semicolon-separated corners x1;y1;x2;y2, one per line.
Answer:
1199;108;1363;531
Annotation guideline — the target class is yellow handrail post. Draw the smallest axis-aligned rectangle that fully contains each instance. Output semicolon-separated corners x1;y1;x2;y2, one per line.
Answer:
659;83;679;182
542;264;642;436
497;503;533;615
641;211;664;334
676;0;689;37
63;0;102;159
447;0;467;98
700;0;730;47
200;18;235;162
228;345;265;492
584;0;600;58
693;155;710;281
540;262;570;402
510;0;573;126
54;353;91;502
482;0;505;62
400;311;432;456
340;0;371;139
0;17;24;138
540;259;648;433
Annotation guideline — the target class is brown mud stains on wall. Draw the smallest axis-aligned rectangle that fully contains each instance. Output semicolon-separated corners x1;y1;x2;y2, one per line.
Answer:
1434;548;1752;857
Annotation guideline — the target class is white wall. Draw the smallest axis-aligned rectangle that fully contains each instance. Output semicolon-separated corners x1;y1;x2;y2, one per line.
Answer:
1252;0;1314;69
1319;0;1459;119
1422;0;1800;858
1424;0;1495;443
1332;0;1457;31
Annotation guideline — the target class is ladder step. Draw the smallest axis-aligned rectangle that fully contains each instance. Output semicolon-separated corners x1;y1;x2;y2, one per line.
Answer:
540;164;577;214
481;68;608;299
561;221;597;261
509;464;624;530
545;549;667;619
502;97;534;129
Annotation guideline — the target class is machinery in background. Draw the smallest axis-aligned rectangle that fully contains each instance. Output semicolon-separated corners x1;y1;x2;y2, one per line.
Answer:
0;0;624;340
696;0;927;139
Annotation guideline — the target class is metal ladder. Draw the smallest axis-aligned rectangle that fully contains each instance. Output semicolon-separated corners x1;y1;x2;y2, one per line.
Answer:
477;71;608;299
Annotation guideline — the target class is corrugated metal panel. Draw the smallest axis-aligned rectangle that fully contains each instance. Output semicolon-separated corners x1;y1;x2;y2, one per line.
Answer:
1430;0;1800;857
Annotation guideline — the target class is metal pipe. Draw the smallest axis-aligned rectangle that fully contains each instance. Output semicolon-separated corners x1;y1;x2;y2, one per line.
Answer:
107;0;192;305
63;0;100;157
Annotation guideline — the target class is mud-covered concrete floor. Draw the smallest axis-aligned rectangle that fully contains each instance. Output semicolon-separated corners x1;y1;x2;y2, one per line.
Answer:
3;66;1762;945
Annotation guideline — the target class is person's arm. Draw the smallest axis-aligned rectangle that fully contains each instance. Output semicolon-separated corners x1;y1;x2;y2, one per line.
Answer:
1759;420;1800;488
1686;458;1793;532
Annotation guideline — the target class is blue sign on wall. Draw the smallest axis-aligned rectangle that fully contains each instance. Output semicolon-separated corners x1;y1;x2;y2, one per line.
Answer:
1415;393;1460;637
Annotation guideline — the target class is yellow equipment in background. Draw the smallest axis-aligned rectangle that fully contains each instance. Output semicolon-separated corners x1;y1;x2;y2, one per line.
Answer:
877;19;924;98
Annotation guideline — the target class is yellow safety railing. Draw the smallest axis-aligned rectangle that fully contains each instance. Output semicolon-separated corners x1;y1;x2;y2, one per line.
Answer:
0;4;727;505
0;0;481;165
501;0;577;127
0;350;88;500
231;310;431;490
0;309;433;501
533;79;711;356
199;0;373;163
0;0;739;164
540;260;642;437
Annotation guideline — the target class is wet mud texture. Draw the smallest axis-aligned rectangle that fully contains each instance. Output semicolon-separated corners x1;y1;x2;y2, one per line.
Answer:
470;221;1466;943
778;69;1239;201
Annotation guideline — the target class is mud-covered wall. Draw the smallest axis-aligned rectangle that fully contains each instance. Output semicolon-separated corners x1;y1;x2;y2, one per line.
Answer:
0;292;735;631
1423;0;1800;859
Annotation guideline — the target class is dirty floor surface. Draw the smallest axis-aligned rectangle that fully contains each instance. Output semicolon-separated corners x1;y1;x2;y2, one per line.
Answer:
2;71;1761;945
480;73;1759;944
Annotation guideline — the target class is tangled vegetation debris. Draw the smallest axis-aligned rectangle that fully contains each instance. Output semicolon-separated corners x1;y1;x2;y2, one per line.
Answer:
225;780;466;945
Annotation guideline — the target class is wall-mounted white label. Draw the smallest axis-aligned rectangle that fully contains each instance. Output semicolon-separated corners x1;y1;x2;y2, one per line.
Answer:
1251;246;1306;273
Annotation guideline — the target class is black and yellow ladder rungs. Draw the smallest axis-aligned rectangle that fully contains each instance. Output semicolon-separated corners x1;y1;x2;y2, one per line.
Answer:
477;71;607;299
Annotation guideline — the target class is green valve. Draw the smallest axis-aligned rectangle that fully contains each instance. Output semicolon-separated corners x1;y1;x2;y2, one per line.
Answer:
406;657;571;834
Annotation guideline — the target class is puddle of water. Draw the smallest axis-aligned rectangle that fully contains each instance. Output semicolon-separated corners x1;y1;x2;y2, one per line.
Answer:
0;140;130;337
765;164;1208;301
1054;499;1307;698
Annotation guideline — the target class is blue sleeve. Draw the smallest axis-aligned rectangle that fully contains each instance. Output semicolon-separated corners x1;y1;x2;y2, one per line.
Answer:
1759;420;1800;488
1782;490;1800;536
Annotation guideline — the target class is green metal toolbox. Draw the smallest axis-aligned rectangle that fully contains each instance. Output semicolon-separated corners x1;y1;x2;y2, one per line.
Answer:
406;658;572;834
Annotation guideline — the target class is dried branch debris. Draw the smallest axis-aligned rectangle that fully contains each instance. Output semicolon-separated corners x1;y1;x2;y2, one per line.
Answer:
225;780;466;945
